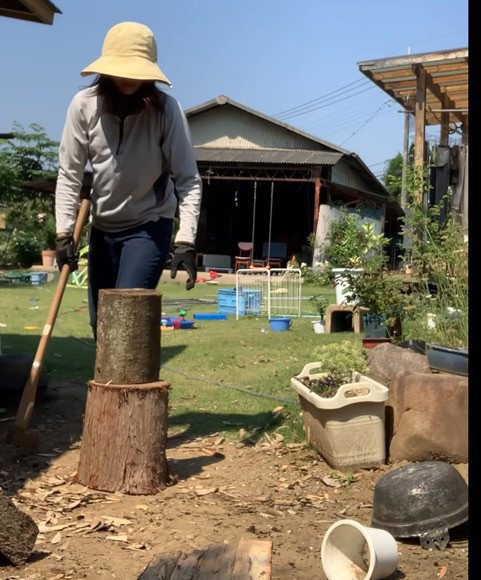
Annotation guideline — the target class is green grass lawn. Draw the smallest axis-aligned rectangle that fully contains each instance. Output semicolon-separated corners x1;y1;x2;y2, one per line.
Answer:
0;274;358;443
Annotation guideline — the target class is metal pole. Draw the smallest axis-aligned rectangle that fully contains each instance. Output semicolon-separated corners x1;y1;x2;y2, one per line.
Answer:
251;181;257;254
267;181;274;262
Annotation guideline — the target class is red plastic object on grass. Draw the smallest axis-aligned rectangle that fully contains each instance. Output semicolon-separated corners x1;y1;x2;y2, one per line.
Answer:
362;337;392;349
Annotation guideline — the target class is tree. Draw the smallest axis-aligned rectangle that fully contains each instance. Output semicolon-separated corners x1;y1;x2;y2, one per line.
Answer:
382;152;403;200
0;122;59;203
0;124;59;264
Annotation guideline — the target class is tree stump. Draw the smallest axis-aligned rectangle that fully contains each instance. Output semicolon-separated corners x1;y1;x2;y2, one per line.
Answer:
0;491;39;565
77;380;170;494
77;289;170;494
95;289;161;384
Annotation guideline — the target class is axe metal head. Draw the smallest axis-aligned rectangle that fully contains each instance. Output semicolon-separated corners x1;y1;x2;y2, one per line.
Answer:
5;426;40;450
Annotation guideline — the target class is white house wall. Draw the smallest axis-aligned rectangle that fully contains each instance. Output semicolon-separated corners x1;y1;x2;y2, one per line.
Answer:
188;105;323;151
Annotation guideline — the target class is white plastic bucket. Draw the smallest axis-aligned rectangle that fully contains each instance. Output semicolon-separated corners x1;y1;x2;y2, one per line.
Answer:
332;268;363;304
321;519;398;580
312;320;325;334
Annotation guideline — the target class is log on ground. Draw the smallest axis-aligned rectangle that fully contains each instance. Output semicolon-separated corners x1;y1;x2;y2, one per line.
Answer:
76;379;170;494
138;539;273;580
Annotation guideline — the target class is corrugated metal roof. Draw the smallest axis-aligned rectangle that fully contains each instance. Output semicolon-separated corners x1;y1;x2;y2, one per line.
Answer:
194;147;343;165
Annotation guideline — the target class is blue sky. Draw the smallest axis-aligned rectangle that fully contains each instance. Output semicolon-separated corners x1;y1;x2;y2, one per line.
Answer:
0;0;467;178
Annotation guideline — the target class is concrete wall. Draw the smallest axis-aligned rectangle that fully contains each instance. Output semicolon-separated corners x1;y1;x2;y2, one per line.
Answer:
312;204;383;267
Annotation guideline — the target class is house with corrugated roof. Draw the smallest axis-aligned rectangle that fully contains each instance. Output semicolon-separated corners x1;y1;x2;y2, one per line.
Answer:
185;95;402;267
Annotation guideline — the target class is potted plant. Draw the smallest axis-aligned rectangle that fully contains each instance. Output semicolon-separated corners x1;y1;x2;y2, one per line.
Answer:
37;212;57;267
309;295;330;334
344;270;405;344
290;340;388;470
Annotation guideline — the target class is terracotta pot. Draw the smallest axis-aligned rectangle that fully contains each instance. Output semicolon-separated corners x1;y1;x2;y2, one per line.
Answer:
41;249;56;267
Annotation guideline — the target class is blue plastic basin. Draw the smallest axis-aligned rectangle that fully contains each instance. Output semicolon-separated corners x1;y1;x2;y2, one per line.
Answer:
269;317;292;331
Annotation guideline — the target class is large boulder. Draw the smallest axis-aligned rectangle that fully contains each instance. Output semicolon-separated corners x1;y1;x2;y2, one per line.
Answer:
0;491;39;565
367;343;431;386
387;371;468;463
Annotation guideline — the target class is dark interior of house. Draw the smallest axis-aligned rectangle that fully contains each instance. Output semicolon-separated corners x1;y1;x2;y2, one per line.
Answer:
196;178;314;264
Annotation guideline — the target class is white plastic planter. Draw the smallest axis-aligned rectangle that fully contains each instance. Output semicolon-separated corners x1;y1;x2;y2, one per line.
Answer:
332;268;364;304
321;519;399;580
291;363;388;470
312;320;325;334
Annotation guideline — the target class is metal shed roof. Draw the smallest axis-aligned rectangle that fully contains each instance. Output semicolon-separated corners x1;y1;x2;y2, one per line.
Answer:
358;48;468;125
194;147;343;166
0;0;61;24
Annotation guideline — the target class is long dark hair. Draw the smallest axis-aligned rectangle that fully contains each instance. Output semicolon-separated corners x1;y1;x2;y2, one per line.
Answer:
90;75;165;118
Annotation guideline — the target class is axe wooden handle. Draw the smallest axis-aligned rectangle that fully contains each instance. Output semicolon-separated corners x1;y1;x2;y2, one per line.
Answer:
9;198;91;437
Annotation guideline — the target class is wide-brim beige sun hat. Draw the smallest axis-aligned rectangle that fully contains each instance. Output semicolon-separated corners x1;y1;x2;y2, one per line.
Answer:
81;21;171;85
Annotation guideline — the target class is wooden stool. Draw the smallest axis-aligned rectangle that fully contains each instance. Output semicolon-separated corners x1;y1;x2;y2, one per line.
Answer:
325;304;369;334
234;256;251;272
265;257;282;268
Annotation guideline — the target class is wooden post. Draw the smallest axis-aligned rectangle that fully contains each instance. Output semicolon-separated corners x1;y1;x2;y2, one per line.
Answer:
414;65;426;206
313;167;321;235
77;289;171;494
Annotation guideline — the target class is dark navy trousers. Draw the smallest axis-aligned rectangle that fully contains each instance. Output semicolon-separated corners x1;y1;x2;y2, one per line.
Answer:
87;218;173;338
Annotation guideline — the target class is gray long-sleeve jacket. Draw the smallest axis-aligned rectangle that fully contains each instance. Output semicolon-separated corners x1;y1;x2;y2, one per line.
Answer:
55;87;202;245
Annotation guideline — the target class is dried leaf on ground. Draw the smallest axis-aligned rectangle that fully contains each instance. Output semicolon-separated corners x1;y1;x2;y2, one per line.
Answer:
321;476;342;488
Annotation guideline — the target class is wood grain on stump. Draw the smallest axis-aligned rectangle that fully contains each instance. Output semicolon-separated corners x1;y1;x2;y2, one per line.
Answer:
77;380;170;494
95;289;161;384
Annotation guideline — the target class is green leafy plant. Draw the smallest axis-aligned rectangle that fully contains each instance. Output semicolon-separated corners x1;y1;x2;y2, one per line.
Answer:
307;340;369;396
344;272;406;337
11;232;43;267
391;164;468;349
309;295;330;320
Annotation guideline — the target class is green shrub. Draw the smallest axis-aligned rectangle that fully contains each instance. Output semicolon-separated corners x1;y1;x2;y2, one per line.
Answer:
311;339;369;390
11;232;43;267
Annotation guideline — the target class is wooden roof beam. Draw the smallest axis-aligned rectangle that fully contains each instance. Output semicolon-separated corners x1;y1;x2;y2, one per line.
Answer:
412;64;465;124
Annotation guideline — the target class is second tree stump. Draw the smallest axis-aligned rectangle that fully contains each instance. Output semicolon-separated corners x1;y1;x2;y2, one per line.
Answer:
77;380;170;494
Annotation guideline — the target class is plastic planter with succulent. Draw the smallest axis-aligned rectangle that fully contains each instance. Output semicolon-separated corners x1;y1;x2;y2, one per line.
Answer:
299;340;369;398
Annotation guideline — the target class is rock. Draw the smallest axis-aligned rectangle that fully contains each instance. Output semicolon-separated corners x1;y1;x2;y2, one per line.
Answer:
0;491;39;565
367;343;431;386
387;372;468;463
0;353;48;406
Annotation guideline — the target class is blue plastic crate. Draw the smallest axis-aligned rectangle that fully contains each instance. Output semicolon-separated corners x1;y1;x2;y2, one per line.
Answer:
30;272;48;285
217;288;261;315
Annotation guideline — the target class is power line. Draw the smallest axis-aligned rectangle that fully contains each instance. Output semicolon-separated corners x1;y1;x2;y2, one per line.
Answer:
308;97;389;132
316;107;394;136
273;77;368;117
339;100;393;146
278;85;376;121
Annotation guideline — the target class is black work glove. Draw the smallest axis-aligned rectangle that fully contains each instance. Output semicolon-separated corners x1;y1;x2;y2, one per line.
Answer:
170;243;197;290
55;235;79;272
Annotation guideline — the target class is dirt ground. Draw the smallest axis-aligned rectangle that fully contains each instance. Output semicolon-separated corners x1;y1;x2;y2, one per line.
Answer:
0;379;468;579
